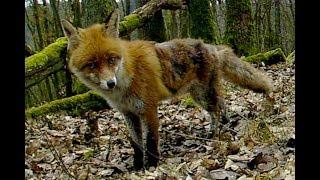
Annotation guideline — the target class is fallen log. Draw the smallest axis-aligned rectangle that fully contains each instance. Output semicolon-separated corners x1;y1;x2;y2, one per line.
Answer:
244;48;286;65
25;91;108;118
119;0;184;36
25;37;67;89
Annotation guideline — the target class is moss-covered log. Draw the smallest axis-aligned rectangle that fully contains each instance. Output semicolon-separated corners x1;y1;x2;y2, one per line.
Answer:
25;37;67;88
244;48;286;65
25;91;108;118
119;0;184;36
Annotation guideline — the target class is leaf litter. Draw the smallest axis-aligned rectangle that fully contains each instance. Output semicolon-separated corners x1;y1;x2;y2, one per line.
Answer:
25;61;295;179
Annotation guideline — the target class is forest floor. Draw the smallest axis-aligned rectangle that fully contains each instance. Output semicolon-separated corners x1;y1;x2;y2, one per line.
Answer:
25;61;295;180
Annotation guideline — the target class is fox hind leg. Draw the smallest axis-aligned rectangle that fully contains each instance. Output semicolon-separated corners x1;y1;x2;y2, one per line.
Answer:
143;107;161;168
124;112;144;170
217;96;229;125
190;83;224;138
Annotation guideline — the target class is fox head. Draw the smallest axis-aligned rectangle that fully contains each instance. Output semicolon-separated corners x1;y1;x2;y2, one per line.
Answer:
61;10;124;91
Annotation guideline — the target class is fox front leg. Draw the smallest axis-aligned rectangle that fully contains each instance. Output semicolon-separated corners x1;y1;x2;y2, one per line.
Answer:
124;112;144;170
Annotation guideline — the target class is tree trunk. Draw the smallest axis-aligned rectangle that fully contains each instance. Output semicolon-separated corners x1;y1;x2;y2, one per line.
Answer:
225;0;254;56
139;0;166;42
63;52;73;97
125;0;131;15
81;0;117;27
253;0;262;53
274;0;281;47
32;0;44;50
41;0;51;46
49;0;64;38
52;72;62;99
162;9;184;40
45;78;53;101
266;0;274;49
188;0;218;44
25;8;38;50
171;11;180;38
72;0;82;27
180;8;190;38
209;0;221;43
288;0;295;20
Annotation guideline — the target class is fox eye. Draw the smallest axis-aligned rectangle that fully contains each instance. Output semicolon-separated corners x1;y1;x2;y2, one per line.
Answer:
86;62;97;69
109;57;116;65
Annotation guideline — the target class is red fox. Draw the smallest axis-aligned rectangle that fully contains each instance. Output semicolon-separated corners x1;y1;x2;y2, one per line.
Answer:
61;10;274;169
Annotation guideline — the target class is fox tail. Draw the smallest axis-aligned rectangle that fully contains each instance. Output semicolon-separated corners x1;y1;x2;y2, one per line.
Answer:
208;45;274;95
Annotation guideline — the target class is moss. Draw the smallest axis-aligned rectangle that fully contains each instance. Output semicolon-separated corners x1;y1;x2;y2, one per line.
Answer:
73;79;90;94
84;148;95;160
181;96;197;108
188;0;218;44
25;91;108;118
286;50;295;64
244;48;286;65
25;37;68;75
256;121;275;143
119;14;141;35
225;0;253;56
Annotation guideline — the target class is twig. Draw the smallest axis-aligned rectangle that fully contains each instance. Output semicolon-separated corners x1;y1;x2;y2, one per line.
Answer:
234;112;251;122
117;127;165;163
42;131;76;179
34;117;76;179
220;122;239;134
161;129;220;143
104;125;113;161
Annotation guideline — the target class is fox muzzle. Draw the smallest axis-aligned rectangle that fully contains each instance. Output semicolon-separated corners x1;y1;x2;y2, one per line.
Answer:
100;77;117;90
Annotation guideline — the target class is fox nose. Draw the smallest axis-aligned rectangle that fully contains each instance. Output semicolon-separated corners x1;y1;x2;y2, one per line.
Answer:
107;80;115;88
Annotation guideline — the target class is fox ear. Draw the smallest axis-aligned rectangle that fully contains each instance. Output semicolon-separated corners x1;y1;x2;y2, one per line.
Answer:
104;9;120;38
61;19;79;51
61;19;77;38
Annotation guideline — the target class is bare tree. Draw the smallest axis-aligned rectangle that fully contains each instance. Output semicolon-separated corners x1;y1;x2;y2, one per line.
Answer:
49;0;64;38
274;0;281;47
25;7;38;50
71;0;82;27
188;0;219;44
225;0;254;56
32;0;44;50
139;0;167;42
